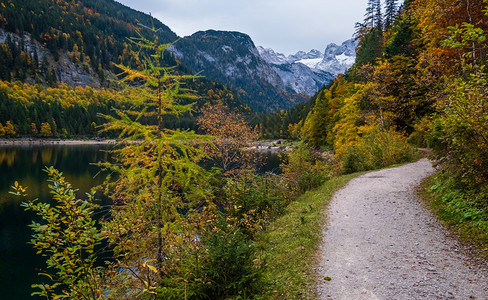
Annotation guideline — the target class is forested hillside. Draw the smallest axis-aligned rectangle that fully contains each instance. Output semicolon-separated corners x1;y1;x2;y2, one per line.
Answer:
0;0;177;84
0;0;255;137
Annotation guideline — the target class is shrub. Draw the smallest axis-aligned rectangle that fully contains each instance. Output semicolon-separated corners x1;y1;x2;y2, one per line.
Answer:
340;127;420;174
199;216;262;299
223;174;290;235
437;73;488;186
297;171;327;192
281;144;334;192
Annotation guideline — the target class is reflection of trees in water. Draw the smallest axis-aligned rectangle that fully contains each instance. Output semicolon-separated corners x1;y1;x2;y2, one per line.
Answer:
0;148;16;167
41;147;54;165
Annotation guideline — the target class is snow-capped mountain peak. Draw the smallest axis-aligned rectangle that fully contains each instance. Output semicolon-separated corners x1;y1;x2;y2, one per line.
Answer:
256;46;289;65
257;39;358;95
316;39;358;75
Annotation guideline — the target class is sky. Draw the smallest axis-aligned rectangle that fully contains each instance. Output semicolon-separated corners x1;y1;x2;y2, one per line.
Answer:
115;0;368;55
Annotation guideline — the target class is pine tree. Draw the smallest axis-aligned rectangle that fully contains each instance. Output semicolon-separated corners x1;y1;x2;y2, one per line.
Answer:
385;0;398;28
374;0;383;30
364;0;376;29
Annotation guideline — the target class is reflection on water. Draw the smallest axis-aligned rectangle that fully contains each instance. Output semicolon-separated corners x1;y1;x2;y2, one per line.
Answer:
0;144;112;300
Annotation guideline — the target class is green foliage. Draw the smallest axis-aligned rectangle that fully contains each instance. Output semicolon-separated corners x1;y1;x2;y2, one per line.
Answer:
443;23;487;72
257;98;314;140
422;173;488;258
281;144;334;193
199;216;262;299
301;89;332;148
355;28;384;66
14;167;106;299
341;127;420;173
297;171;327;193
223;174;290;235
437;73;488;186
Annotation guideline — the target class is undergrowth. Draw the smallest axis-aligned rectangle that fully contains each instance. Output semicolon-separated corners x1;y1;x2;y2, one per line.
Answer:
254;173;360;299
420;172;488;259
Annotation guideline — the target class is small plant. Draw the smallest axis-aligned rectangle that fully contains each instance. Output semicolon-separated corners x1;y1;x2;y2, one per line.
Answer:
12;167;107;299
200;216;262;299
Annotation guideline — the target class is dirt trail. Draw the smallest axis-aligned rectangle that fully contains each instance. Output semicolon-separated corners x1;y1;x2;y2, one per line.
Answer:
317;159;488;299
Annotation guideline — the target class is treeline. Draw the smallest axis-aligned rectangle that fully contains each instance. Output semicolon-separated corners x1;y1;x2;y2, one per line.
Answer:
0;77;250;138
0;81;125;137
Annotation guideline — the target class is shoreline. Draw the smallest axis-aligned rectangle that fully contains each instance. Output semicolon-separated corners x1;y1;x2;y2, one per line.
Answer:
0;138;118;146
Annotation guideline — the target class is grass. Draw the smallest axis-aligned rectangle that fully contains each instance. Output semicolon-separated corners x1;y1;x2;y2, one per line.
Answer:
254;173;360;299
419;174;488;259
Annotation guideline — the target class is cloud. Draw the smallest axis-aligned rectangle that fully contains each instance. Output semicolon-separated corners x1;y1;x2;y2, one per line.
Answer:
116;0;367;54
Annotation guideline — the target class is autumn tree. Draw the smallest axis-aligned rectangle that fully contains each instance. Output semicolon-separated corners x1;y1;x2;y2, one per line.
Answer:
197;103;258;176
98;21;213;296
40;122;52;137
3;120;16;137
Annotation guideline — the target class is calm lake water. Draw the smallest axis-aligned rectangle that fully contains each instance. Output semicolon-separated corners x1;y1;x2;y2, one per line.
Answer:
0;143;282;299
0;144;111;299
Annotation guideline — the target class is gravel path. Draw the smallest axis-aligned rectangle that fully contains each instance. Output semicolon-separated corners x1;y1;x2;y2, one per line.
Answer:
317;159;488;299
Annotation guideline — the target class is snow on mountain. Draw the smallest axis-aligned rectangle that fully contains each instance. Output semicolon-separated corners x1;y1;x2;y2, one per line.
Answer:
256;46;289;65
296;58;323;69
257;39;357;95
272;63;333;95
288;49;323;62
315;39;358;75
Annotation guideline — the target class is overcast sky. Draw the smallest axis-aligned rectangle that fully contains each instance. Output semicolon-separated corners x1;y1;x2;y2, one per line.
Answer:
115;0;368;55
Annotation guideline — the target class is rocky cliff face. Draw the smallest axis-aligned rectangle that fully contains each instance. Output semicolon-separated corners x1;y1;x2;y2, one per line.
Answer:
0;29;102;88
257;39;358;95
315;39;358;75
271;62;334;95
172;30;308;112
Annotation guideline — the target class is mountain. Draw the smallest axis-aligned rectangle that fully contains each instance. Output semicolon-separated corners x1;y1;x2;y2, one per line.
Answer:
172;30;308;112
257;39;358;95
315;39;358;75
0;0;179;86
0;0;322;113
271;61;334;95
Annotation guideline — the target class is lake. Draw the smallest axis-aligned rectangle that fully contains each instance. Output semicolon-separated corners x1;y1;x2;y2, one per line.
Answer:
0;143;111;299
0;143;282;299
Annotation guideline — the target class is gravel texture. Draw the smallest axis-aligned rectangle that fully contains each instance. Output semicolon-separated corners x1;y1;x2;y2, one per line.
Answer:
317;159;488;299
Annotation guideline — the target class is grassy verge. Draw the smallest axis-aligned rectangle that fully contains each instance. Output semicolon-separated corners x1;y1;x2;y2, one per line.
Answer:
254;173;360;299
419;174;488;259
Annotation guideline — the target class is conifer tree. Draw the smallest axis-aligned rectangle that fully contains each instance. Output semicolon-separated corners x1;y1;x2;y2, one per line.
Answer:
364;0;376;29
374;0;383;30
98;20;213;296
385;0;398;28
